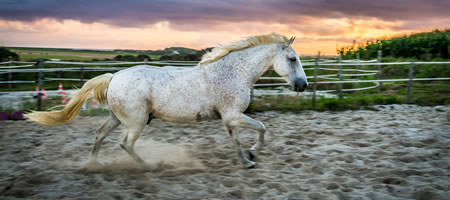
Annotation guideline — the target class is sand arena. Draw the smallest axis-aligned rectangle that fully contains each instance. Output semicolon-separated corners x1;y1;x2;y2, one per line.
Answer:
0;105;448;199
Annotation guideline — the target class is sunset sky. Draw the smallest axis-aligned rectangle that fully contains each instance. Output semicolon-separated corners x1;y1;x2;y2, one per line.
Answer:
0;0;449;55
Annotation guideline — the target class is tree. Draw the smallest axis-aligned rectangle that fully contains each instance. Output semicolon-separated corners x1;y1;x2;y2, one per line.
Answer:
136;54;151;61
113;55;136;61
113;54;152;61
0;47;20;61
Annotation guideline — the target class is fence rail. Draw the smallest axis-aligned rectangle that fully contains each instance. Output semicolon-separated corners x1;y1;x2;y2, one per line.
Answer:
302;61;450;66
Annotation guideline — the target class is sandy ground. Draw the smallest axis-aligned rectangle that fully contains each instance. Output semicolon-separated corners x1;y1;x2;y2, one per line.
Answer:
0;105;449;200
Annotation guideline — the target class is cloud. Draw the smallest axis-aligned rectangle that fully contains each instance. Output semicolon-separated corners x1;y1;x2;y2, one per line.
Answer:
0;17;412;55
0;0;448;54
0;0;448;30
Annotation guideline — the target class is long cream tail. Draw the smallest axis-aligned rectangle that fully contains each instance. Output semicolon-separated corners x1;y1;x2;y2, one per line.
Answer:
25;73;114;126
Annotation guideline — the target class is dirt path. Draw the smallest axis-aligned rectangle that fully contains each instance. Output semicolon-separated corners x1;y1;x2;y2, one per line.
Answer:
1;105;449;199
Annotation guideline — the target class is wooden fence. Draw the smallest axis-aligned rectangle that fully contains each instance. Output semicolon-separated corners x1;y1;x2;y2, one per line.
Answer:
1;56;450;110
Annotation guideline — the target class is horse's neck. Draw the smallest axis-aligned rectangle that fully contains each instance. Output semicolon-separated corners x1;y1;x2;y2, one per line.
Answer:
207;44;278;87
242;45;278;84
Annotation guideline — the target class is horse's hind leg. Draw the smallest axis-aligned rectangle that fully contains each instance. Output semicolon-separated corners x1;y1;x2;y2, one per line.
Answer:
120;124;154;170
87;113;121;165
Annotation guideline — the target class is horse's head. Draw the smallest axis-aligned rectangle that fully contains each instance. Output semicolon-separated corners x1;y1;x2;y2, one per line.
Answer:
272;37;308;92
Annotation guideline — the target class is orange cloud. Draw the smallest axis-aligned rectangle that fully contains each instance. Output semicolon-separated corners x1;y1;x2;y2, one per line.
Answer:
0;17;444;55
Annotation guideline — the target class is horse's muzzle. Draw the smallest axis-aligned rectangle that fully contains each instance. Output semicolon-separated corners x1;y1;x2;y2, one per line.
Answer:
294;78;308;92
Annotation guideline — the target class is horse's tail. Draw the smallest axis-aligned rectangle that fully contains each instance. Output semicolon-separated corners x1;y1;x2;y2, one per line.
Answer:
25;73;114;126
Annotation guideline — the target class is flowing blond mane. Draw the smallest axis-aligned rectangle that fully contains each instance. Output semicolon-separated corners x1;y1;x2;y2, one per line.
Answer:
200;33;291;65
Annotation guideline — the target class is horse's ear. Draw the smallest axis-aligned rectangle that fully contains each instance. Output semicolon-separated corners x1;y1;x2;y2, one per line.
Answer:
283;36;296;50
288;36;296;46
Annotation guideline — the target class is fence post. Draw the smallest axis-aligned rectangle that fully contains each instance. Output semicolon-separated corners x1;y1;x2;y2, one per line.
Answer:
8;69;12;90
312;51;320;109
250;86;254;104
36;59;44;111
356;53;360;70
407;62;414;103
144;58;148;65
338;52;343;99
377;50;383;91
80;65;84;87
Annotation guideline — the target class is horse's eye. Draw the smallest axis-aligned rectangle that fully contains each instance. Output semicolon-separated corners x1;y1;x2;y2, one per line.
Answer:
288;57;297;62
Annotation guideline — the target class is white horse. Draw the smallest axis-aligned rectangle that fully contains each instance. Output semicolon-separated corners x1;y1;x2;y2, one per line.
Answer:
26;33;308;169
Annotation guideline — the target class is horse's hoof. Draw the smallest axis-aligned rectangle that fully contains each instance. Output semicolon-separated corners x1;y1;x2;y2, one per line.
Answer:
246;161;256;169
141;162;164;172
248;148;257;161
140;164;155;172
82;161;104;172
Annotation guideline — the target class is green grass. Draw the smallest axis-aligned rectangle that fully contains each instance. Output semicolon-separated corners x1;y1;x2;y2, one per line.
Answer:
247;81;450;113
18;54;98;61
16;52;161;62
148;55;159;60
6;46;163;61
247;94;404;113
8;47;132;55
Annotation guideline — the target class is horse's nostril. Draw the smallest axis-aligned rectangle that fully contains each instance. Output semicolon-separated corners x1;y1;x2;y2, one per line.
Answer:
294;78;307;92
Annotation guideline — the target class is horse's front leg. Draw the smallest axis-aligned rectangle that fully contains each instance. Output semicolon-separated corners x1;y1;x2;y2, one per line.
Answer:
226;114;266;167
228;114;266;160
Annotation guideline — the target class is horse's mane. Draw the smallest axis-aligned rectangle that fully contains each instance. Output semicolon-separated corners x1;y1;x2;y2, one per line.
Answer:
199;33;290;65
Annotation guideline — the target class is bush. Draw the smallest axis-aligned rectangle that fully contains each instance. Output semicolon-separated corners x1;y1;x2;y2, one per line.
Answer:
339;29;450;60
323;99;339;110
159;53;202;61
373;95;385;104
136;54;152;61
385;96;401;104
0;47;20;61
357;98;369;106
113;54;151;61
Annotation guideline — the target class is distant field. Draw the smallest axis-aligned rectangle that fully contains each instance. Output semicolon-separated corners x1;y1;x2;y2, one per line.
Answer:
8;47;161;61
12;50;116;61
7;46;311;62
